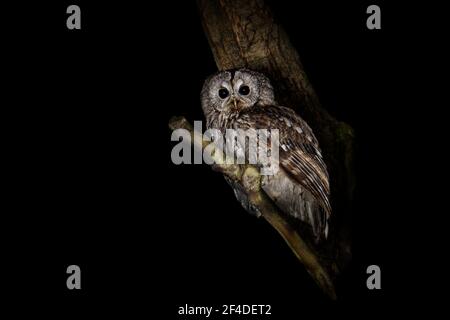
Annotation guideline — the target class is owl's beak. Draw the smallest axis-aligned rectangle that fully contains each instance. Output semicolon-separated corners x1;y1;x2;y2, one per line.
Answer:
228;95;239;110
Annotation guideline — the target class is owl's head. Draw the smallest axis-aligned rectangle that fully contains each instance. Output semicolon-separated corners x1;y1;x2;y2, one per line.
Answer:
201;69;275;124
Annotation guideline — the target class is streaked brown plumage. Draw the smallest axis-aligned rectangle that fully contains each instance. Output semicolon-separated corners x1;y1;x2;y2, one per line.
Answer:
201;68;331;240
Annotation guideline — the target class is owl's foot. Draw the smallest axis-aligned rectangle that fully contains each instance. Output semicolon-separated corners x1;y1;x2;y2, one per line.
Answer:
241;166;261;193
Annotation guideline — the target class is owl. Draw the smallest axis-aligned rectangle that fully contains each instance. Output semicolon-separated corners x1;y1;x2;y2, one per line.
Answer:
201;68;331;241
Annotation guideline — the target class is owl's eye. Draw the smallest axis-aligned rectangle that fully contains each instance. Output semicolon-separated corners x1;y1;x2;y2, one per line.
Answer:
239;85;250;95
218;88;229;99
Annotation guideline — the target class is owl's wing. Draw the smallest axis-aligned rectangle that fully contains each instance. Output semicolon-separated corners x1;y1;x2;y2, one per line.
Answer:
277;110;331;216
237;105;331;237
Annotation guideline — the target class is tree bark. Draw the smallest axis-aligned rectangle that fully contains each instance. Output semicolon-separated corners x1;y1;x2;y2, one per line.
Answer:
196;0;354;274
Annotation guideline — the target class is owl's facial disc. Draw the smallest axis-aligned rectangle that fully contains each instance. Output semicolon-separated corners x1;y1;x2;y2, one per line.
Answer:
217;78;255;112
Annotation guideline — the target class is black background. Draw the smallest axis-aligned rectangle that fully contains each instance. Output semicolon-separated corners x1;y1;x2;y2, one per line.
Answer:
3;0;437;317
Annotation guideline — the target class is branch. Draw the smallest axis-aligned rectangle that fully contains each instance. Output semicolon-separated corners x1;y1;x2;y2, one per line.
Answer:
169;116;337;300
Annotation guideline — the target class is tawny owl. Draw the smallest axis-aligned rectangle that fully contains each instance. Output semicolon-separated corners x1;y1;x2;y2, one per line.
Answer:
201;68;331;241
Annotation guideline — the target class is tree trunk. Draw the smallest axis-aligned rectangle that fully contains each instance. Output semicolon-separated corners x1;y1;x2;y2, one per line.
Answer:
196;0;354;295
